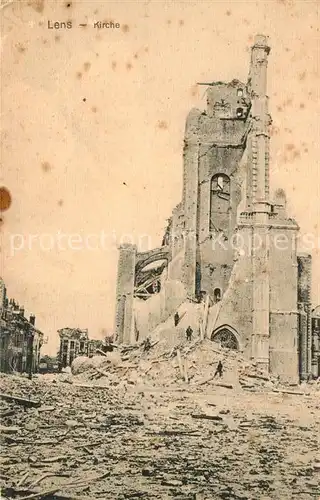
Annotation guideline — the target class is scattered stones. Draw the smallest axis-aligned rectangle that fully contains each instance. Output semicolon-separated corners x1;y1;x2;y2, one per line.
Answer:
65;419;79;428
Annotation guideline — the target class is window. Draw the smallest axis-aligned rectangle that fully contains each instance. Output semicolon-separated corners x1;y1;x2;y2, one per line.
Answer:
70;341;75;350
80;342;85;351
237;88;243;97
152;281;160;293
211;328;239;350
211;174;230;195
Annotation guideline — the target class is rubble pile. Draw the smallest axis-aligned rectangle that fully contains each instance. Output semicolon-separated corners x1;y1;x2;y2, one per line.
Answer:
0;371;319;499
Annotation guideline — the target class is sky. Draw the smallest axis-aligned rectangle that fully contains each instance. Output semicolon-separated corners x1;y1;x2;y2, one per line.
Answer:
1;0;319;355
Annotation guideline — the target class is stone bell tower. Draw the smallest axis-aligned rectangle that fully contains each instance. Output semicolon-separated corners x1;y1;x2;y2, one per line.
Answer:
244;35;300;379
247;34;272;372
182;59;252;301
113;34;309;383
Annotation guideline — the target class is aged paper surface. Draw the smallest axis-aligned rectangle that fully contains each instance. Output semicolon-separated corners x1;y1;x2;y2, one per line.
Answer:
0;1;319;499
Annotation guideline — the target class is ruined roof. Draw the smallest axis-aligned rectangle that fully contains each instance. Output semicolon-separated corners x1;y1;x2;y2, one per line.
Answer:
313;305;320;317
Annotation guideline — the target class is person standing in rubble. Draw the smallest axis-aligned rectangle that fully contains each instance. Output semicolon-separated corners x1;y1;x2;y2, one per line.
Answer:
174;312;180;327
186;326;193;341
214;360;223;378
144;337;151;351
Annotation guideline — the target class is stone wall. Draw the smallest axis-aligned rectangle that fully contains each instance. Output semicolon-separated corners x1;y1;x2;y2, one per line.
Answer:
207;226;253;358
113;35;313;383
133;270;186;341
311;307;320;377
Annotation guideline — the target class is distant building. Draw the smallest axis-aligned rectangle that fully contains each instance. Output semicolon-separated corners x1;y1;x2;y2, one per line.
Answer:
57;328;105;367
0;278;44;374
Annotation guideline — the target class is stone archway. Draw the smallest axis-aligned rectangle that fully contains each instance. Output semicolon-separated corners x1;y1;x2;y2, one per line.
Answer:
211;325;240;350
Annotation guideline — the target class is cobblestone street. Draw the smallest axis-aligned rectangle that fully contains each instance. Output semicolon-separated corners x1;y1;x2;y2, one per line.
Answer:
1;371;319;500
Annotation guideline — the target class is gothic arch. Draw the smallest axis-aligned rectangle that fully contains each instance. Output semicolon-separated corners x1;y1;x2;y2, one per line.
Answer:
211;324;240;350
135;246;170;276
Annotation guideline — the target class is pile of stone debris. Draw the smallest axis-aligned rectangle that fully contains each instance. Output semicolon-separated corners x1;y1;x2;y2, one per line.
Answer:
0;372;145;499
65;335;315;398
65;300;317;394
1;366;319;499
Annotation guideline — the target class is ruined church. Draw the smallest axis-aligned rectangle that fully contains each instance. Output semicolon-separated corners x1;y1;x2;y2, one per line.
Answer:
114;35;320;382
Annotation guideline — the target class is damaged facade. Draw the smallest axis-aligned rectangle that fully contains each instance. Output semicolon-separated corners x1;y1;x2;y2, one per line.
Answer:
0;278;44;374
58;327;105;368
114;35;320;382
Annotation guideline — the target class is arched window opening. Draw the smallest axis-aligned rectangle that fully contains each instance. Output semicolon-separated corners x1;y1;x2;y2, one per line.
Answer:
211;328;239;350
237;88;243;97
210;174;231;232
213;288;222;303
236;107;244;118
